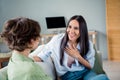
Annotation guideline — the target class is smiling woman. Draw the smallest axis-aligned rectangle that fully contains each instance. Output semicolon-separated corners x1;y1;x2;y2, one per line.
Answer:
33;15;109;80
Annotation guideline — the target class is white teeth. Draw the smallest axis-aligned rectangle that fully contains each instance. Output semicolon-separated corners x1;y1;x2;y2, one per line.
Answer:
70;35;75;38
70;35;75;37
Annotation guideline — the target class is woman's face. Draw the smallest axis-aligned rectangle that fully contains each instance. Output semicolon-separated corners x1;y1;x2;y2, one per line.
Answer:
67;20;80;42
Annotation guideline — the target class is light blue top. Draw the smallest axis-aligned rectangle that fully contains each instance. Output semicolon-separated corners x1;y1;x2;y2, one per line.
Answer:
37;33;95;76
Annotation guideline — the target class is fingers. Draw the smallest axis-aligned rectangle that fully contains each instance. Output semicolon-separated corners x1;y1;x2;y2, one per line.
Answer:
64;47;78;59
64;47;71;53
33;56;42;62
65;44;77;53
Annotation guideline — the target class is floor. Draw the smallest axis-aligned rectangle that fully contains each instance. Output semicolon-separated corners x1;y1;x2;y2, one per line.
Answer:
103;60;120;80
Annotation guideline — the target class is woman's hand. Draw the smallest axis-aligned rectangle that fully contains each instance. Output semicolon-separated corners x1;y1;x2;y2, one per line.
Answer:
33;56;42;62
65;44;92;69
64;44;80;59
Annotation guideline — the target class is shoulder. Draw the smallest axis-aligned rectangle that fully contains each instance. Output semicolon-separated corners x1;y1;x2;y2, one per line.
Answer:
8;61;37;75
50;33;65;42
21;62;42;74
53;33;65;39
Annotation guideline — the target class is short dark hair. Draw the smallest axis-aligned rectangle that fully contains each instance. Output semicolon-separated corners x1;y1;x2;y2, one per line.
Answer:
1;17;41;51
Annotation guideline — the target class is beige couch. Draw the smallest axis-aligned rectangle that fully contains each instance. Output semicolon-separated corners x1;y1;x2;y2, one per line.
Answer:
0;45;106;80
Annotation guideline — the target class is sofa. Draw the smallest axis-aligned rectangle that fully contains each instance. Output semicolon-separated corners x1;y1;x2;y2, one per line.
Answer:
0;45;106;80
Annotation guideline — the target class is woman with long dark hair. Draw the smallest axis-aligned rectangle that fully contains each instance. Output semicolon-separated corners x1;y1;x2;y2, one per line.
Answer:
34;15;109;80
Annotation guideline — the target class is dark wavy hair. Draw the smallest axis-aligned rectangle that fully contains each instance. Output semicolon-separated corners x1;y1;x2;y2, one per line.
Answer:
1;17;41;51
60;15;89;65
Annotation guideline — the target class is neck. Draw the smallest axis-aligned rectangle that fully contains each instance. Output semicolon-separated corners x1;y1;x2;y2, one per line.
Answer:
14;49;31;57
68;40;77;46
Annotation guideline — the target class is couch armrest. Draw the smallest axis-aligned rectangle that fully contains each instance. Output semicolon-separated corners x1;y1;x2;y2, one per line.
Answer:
35;57;56;80
96;51;103;66
92;50;106;74
0;66;8;80
29;45;56;80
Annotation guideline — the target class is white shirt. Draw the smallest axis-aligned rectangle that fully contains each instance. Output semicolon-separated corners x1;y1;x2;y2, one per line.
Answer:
37;33;95;76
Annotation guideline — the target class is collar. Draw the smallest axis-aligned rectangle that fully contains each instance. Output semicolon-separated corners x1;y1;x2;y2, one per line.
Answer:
11;51;33;62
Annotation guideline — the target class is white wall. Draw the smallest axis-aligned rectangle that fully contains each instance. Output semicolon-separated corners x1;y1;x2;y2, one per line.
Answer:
0;0;107;59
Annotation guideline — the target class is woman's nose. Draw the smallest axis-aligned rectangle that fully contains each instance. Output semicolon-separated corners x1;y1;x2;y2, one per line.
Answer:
69;28;74;33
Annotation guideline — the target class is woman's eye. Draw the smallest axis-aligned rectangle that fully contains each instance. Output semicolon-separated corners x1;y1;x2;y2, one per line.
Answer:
68;25;71;28
74;27;79;30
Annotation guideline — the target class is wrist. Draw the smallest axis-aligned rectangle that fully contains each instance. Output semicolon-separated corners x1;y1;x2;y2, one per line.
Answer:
75;55;80;60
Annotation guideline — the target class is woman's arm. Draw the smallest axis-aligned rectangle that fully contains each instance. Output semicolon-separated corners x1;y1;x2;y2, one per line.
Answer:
32;35;58;62
77;55;92;69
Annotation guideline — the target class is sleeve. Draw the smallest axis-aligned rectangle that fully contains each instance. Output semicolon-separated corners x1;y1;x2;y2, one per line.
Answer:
37;35;57;62
85;41;95;68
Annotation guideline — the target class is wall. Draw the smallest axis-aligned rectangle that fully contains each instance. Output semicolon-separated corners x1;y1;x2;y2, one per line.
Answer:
106;0;120;61
0;0;107;59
